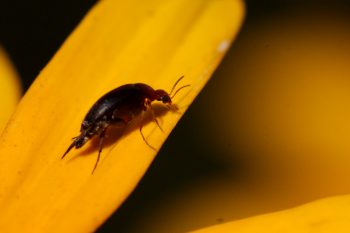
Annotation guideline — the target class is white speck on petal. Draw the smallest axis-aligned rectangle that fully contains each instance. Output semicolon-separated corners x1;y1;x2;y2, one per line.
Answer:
217;40;230;53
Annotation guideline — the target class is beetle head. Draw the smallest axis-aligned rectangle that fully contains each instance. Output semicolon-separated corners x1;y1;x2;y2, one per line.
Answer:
154;89;172;104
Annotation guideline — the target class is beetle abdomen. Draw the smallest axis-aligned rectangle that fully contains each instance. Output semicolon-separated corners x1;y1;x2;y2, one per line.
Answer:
81;84;148;130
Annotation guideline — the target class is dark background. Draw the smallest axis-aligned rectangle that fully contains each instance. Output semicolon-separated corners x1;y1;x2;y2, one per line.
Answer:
1;0;349;91
1;0;350;232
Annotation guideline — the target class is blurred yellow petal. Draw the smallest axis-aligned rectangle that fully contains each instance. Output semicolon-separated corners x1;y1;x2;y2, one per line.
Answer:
0;47;21;132
0;0;244;233
120;4;350;233
191;195;350;233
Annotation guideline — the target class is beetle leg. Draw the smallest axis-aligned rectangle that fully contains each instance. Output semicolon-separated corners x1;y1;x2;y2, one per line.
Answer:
149;103;164;133
62;134;83;159
139;112;157;151
144;99;164;132
92;129;107;174
61;140;76;159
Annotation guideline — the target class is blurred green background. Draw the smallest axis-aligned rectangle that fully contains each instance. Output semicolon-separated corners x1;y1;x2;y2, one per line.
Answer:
1;0;350;232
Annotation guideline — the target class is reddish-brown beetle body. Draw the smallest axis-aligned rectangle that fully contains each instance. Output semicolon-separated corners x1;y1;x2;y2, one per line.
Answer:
62;76;188;173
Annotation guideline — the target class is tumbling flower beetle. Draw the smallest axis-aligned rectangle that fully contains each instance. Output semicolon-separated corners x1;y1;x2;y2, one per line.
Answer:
62;76;189;173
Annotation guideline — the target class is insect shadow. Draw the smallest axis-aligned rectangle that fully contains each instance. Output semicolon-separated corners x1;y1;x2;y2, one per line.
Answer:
68;103;172;161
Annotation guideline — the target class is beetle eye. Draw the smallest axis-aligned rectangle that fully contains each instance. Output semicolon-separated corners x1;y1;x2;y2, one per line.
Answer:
162;95;171;103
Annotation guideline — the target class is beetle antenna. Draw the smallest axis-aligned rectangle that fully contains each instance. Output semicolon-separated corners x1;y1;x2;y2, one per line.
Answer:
170;84;190;99
169;75;184;96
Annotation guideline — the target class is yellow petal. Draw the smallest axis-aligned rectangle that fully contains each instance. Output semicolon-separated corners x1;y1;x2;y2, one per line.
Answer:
191;195;350;233
117;4;350;233
0;47;21;132
0;0;244;232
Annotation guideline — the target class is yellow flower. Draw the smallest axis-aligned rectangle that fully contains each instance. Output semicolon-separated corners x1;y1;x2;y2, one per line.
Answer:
3;1;349;233
0;0;244;232
123;3;350;232
0;47;21;133
192;195;350;233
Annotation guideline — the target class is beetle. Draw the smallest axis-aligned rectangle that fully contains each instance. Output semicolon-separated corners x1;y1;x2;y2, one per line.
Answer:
61;76;189;173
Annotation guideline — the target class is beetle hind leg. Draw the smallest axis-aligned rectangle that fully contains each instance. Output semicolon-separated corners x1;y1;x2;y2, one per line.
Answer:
61;134;82;159
91;129;107;174
61;140;76;160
